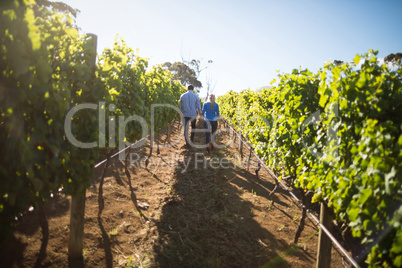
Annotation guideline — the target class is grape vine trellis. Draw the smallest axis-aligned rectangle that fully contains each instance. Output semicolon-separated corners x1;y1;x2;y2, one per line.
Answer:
222;118;360;267
0;0;185;262
217;51;402;267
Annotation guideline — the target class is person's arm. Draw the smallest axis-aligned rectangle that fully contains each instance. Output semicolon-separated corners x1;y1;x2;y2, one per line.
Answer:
201;103;206;115
179;95;183;113
215;104;221;127
196;97;201;116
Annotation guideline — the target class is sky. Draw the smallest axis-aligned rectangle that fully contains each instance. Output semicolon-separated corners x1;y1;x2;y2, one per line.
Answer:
61;0;402;97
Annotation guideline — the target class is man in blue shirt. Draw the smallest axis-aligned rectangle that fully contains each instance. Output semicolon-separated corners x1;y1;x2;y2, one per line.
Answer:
179;84;201;147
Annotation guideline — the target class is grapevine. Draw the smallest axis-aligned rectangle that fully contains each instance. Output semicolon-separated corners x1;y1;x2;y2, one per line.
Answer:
0;0;185;253
218;51;402;267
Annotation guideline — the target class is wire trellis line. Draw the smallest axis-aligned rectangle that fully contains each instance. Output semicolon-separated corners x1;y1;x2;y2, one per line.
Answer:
94;119;180;169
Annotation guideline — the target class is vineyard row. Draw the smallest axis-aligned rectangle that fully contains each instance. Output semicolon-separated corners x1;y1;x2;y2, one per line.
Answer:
222;117;360;267
217;51;402;267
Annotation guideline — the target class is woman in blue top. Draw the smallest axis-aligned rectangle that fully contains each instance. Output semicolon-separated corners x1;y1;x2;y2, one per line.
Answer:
201;94;220;152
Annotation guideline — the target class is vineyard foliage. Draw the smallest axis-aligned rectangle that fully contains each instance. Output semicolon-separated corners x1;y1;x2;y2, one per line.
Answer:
0;0;184;240
97;37;184;146
218;51;402;267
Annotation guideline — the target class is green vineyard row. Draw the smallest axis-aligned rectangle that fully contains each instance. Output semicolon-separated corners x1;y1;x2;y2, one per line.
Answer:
0;0;185;241
217;51;402;267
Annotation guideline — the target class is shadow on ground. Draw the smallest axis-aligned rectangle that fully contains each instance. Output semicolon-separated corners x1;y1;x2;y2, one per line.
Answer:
152;122;309;267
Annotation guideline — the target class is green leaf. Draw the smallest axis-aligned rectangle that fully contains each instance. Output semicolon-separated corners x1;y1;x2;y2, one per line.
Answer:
385;167;396;195
102;62;113;72
25;8;41;51
356;72;367;88
109;88;120;96
359;188;372;205
65;27;78;38
3;9;17;21
354;54;361;65
348;207;360;222
394;256;402;267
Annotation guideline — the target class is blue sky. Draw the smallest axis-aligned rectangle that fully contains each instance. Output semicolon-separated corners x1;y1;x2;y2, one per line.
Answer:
62;0;402;97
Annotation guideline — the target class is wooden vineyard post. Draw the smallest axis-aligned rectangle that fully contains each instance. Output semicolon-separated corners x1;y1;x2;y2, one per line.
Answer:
68;192;86;261
233;129;236;144
167;123;171;143
316;202;332;268
247;148;252;171
146;136;153;167
238;133;243;159
68;33;97;262
255;162;261;184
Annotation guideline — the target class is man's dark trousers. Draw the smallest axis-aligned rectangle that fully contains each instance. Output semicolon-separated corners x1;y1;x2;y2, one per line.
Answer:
184;116;197;146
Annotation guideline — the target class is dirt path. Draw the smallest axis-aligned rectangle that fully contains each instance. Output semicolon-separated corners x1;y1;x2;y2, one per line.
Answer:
0;119;346;267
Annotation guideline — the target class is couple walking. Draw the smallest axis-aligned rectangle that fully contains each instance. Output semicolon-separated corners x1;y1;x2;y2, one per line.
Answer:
179;84;220;152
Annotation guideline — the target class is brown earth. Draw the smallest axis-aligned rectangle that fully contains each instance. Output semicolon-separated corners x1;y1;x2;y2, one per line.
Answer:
0;119;349;267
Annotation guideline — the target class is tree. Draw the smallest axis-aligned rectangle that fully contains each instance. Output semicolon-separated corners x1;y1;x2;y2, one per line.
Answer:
32;0;80;29
35;0;80;18
384;52;402;64
188;59;213;81
162;58;213;91
162;61;202;88
384;53;402;73
205;69;217;99
333;60;344;66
